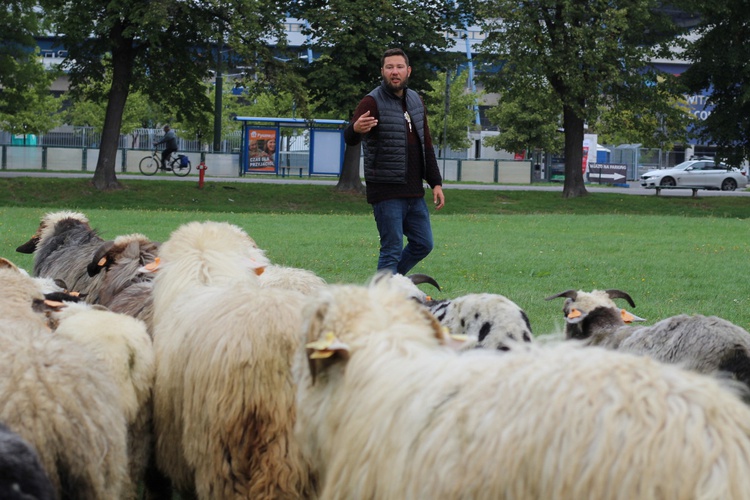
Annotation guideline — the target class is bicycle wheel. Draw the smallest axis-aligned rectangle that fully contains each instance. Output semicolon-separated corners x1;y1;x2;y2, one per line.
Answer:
139;155;159;175
173;158;191;177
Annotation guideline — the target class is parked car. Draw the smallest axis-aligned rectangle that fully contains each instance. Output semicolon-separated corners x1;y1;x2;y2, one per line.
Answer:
640;159;748;192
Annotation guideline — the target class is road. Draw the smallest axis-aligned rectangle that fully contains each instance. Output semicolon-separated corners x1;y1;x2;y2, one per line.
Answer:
2;170;750;197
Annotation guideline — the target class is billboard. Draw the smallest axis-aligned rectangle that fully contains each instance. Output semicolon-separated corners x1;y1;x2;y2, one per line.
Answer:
246;128;278;172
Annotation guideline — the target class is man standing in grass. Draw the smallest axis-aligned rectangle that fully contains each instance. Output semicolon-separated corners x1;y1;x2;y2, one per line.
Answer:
345;47;445;275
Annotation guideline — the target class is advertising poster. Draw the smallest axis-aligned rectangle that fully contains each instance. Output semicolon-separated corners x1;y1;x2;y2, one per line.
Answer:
246;128;278;172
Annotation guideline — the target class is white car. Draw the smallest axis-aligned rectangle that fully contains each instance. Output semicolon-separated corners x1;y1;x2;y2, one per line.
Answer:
640;159;748;192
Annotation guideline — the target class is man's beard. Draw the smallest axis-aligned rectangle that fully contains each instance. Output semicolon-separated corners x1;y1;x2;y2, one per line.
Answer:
384;75;409;93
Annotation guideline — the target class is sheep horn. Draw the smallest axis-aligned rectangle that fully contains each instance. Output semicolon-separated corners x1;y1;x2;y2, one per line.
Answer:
408;274;441;291
545;290;578;301
604;289;636;308
87;240;116;276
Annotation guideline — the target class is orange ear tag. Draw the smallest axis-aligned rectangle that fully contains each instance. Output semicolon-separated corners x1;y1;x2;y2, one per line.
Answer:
255;267;265;276
621;309;636;323
567;308;582;319
142;257;161;272
97;256;107;266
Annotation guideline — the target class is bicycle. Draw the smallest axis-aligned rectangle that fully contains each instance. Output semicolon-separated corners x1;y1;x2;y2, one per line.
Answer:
139;149;192;177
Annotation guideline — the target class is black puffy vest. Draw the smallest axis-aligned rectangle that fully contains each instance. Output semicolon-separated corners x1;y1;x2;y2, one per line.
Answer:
363;83;426;184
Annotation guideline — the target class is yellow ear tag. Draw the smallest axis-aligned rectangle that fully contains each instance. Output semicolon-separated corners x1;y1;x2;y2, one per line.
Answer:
306;331;348;359
567;308;582;319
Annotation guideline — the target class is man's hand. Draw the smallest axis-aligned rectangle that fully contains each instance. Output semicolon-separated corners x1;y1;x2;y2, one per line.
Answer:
433;185;445;210
353;110;378;134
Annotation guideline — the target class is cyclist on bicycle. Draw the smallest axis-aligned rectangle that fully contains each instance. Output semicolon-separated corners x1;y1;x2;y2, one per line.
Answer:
154;125;178;170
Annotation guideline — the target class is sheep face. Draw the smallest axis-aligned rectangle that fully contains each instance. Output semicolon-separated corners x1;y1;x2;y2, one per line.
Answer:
545;289;642;340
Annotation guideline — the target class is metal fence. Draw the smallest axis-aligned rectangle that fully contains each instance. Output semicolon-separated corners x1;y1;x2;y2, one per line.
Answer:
0;126;317;155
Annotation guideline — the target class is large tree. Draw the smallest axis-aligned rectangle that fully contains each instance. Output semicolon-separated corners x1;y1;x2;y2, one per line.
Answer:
41;0;291;190
680;0;750;166
290;0;475;192
0;0;61;128
476;0;686;197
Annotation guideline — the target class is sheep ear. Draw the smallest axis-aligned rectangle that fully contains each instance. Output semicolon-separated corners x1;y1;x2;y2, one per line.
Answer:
0;257;20;272
303;300;350;384
88;241;116;276
545;290;578;301
16;234;40;254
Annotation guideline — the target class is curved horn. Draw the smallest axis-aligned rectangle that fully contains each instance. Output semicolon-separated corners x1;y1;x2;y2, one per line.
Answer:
87;240;116;277
545;290;578;301
408;273;441;291
604;289;636;308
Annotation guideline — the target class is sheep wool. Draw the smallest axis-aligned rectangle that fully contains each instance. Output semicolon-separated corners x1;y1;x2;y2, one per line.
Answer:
295;280;750;500
151;221;314;500
50;301;156;500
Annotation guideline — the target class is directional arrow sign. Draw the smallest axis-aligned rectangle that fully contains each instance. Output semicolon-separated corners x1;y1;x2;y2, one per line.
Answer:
588;163;628;185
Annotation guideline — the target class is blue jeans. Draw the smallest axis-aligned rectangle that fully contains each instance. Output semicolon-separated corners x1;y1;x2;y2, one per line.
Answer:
373;197;434;275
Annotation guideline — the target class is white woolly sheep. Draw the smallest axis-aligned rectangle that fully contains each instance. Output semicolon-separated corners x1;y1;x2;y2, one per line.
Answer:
49;300;155;500
150;221;314;500
0;259;129;500
259;263;327;294
546;289;750;389
295;278;750;499
15;211;107;297
0;421;56;500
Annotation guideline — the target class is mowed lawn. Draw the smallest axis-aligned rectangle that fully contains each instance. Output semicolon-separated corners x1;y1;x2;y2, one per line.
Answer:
1;176;749;335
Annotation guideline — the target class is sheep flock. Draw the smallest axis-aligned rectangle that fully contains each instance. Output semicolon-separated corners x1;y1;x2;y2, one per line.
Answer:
3;210;750;499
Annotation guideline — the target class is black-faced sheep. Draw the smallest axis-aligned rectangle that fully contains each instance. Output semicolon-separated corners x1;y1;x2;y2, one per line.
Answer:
151;221;314;500
0;422;55;500
0;259;129;500
546;289;750;389
15;211;107;297
294;278;750;499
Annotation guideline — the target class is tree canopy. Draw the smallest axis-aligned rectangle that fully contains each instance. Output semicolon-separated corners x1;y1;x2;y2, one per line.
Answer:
476;0;688;197
39;0;292;189
680;0;750;166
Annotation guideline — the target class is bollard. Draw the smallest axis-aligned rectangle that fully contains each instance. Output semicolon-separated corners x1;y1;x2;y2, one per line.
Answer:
197;161;208;189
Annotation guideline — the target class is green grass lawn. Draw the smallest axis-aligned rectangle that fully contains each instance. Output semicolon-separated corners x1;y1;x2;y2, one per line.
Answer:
2;176;749;336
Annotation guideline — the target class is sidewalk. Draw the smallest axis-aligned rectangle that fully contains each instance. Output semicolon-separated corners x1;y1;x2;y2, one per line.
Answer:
2;170;750;197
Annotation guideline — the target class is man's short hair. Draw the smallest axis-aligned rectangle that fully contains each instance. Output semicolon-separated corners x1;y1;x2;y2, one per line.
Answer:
381;48;409;67
163;125;170;131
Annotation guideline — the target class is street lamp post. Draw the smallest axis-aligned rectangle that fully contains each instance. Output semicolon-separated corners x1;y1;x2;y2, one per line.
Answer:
213;40;223;153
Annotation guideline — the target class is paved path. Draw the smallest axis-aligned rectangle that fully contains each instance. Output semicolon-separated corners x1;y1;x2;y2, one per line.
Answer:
3;170;750;197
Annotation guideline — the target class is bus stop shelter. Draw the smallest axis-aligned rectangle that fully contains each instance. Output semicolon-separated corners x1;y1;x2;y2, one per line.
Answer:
234;116;347;177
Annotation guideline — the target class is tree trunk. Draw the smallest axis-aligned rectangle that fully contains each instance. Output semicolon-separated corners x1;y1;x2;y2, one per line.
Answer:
92;24;135;191
335;142;365;193
561;104;588;198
